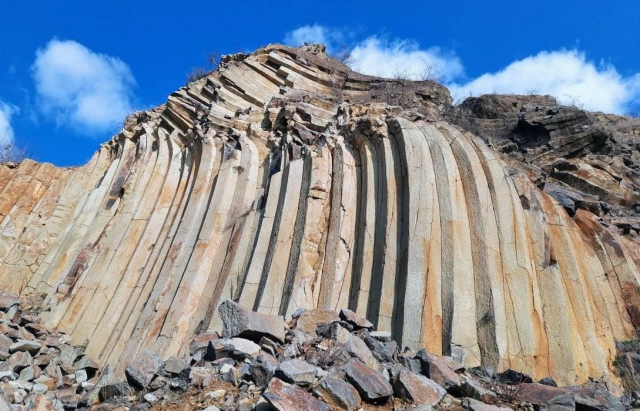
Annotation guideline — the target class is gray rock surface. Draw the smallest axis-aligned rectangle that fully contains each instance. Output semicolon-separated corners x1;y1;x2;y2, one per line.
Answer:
219;300;285;343
345;359;393;404
125;350;163;389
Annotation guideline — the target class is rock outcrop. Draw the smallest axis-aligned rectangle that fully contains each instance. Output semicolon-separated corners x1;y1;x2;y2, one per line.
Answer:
1;43;640;389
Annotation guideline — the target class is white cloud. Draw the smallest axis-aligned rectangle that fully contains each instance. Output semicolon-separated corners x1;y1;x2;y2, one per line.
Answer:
0;102;17;146
284;26;463;82
284;24;331;47
449;50;640;114
31;39;136;133
350;37;464;83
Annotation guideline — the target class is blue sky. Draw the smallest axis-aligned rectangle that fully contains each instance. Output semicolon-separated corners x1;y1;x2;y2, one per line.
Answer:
0;0;639;166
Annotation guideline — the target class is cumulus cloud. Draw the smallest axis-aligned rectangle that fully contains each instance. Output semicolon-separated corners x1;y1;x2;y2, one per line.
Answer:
284;25;463;82
0;102;17;146
284;24;333;48
31;39;136;133
350;38;464;83
450;50;640;114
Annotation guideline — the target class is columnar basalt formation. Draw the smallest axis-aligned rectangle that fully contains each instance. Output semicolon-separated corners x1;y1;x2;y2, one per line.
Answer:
1;44;640;388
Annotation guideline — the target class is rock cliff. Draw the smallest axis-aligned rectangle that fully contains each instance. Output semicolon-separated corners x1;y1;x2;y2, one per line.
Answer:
1;44;640;388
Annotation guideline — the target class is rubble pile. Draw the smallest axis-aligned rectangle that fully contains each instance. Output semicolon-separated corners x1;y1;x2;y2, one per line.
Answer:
0;292;104;411
32;300;632;411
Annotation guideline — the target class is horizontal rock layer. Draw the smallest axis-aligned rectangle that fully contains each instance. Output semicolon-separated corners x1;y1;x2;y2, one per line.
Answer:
1;44;639;387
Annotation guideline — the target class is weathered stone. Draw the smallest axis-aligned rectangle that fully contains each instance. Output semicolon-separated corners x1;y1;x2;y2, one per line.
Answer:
188;333;220;356
9;340;42;355
189;367;218;388
574;387;625;411
344;359;393;404
98;383;131;402
514;383;571;406
295;309;340;335
125;350;162;389
415;350;462;393
19;365;40;382
497;369;532;384
539;376;557;387
314;377;361;411
463;398;512;411
164;357;189;375
276;359;317;386
58;346;79;367
339;309;373;329
9;351;32;371
461;376;496;402
263;378;329;411
251;355;279;388
73;356;100;373
143;393;158;404
393;370;446;407
225;338;261;358
219;300;285;343
345;335;380;370
0;293;19;310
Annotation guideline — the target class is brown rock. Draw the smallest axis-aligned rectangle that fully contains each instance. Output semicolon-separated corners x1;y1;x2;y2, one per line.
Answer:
345;359;393;404
339;309;373;329
125;350;162;389
415;349;462;393
219;300;285;343
393;370;446;407
314;377;361;411
0;292;19;310
295;309;340;335
263;378;329;411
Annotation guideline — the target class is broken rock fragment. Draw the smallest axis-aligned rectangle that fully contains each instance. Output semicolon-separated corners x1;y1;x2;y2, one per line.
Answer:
218;300;285;343
393;370;446;407
314;377;361;411
125;350;162;389
344;359;393;404
339;308;373;329
262;377;329;411
275;359;317;386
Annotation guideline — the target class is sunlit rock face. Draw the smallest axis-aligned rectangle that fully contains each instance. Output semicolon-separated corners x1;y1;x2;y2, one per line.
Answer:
1;44;639;387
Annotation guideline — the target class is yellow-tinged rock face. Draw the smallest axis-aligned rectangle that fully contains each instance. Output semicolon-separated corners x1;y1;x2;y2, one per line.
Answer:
0;44;638;387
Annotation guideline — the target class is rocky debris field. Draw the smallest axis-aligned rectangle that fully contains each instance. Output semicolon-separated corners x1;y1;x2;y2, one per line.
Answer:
0;292;103;411
3;295;639;411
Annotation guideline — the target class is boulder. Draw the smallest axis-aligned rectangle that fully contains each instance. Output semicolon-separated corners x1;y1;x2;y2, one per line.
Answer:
263;378;329;411
125;350;163;389
344;359;393;404
276;359;317;386
496;369;532;384
314;377;361;411
295;309;340;335
415;349;462;393
98;383;131;402
9;340;41;355
0;292;19;310
393;370;446;407
225;337;261;358
188;332;220;356
218;300;285;343
163;357;189;375
339;309;373;329
345;335;380;370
